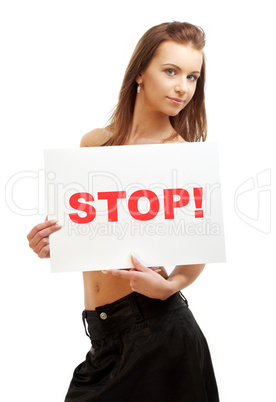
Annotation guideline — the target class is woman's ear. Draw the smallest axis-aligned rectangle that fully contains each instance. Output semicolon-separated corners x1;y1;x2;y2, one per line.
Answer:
135;73;143;84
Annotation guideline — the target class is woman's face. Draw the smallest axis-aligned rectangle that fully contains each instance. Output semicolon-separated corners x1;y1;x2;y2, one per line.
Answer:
137;41;203;116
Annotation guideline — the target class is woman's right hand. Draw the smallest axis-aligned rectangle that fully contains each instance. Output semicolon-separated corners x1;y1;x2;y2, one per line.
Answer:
27;216;62;258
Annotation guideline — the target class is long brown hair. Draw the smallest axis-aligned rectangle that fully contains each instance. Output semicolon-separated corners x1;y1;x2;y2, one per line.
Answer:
103;21;207;146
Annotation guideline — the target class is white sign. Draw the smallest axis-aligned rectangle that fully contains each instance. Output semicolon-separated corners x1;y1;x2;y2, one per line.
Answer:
44;143;226;273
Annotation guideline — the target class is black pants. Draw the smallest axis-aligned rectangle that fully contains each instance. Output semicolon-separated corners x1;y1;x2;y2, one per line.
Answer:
65;292;219;402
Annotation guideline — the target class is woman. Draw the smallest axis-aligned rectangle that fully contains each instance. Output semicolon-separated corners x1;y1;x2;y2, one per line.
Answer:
27;21;219;401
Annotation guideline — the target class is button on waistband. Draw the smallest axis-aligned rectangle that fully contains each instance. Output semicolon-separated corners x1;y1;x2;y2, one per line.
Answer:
100;312;107;320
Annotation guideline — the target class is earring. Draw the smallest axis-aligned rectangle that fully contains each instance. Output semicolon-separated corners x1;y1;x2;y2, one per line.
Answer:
137;83;141;93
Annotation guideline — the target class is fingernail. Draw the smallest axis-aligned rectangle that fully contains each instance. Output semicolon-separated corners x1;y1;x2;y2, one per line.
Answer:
101;270;108;274
55;223;63;229
151;267;162;272
130;252;140;262
50;219;58;224
130;252;148;266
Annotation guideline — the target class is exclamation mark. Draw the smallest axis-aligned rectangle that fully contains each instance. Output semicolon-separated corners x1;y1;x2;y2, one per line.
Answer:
193;187;204;218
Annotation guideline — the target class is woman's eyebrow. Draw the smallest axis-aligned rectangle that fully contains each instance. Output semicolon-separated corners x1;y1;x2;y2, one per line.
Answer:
162;63;200;74
162;63;181;70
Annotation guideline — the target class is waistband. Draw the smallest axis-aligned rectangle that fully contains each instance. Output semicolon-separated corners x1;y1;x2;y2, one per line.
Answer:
82;291;188;340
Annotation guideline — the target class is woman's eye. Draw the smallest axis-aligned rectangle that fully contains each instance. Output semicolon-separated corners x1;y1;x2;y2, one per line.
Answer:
165;69;176;76
187;75;199;82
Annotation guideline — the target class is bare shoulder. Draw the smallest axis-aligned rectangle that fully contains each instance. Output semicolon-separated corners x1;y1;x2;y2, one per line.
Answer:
80;127;113;147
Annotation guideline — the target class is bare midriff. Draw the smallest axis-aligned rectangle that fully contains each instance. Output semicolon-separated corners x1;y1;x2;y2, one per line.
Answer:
83;267;168;310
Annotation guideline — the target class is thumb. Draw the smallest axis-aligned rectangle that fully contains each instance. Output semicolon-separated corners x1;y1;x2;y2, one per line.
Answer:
130;252;150;272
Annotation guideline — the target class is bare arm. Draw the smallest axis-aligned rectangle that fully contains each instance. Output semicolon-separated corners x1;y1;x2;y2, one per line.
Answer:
165;264;205;296
106;255;205;300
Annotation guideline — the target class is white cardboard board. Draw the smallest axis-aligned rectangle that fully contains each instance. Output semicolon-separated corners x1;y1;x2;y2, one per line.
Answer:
44;143;226;273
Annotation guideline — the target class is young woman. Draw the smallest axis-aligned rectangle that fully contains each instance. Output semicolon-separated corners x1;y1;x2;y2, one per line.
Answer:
27;21;220;402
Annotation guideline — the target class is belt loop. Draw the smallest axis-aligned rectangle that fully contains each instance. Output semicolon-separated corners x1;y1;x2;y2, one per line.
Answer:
82;310;91;339
132;292;144;320
179;291;189;307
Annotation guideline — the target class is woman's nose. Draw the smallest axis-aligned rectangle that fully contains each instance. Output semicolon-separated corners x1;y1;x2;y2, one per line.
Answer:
175;77;188;95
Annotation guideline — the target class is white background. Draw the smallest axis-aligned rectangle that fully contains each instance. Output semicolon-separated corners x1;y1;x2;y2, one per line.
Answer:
1;1;275;401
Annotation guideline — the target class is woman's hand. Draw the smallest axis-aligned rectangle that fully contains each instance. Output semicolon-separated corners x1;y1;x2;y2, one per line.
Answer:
105;254;173;300
26;216;62;258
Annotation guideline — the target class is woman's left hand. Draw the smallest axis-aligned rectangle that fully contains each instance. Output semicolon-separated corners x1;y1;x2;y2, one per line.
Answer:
105;254;172;300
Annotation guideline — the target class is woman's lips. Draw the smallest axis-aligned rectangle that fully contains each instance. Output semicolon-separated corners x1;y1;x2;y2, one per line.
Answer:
167;97;185;105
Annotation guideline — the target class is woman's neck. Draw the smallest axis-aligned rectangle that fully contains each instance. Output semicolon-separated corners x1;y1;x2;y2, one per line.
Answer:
127;97;175;144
